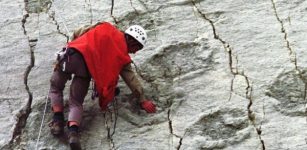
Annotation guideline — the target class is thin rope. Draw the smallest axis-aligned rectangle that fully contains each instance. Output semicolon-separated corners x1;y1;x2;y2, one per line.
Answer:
35;91;49;150
110;97;118;137
103;97;119;139
26;0;49;149
35;0;84;148
49;0;71;35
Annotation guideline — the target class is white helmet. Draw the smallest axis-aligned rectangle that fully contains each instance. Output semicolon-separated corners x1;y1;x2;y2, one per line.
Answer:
125;25;147;47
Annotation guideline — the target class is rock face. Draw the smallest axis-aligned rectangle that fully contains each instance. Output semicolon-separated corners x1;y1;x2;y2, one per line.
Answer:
1;0;307;149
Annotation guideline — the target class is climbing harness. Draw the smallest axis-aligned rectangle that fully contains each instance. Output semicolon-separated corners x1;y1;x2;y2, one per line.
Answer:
54;47;77;72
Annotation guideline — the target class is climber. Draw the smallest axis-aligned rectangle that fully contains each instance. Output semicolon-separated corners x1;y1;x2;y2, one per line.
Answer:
48;22;156;150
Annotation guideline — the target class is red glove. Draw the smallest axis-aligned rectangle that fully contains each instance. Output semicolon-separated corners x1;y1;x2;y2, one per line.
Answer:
141;100;156;113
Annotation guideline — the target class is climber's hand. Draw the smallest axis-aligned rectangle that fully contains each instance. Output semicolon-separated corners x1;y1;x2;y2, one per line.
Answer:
140;100;156;113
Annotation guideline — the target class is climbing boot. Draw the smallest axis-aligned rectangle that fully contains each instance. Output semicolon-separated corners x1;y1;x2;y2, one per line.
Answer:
48;112;65;135
48;119;65;135
68;130;81;150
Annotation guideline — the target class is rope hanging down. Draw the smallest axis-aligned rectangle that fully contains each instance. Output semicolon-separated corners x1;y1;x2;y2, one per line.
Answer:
36;0;122;148
36;0;71;149
34;5;47;150
104;97;119;139
35;90;49;150
49;0;71;35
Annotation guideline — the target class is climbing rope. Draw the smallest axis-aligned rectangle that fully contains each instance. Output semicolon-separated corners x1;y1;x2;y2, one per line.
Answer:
102;100;118;149
104;97;119;139
49;0;71;35
22;1;49;149
111;97;119;137
35;0;71;149
35;91;49;150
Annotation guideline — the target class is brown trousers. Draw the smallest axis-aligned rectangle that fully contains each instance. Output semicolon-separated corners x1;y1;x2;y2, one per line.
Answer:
48;48;91;125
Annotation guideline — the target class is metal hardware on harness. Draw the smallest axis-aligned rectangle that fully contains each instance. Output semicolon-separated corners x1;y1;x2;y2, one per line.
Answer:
55;47;68;62
62;62;66;72
54;47;77;72
54;47;67;71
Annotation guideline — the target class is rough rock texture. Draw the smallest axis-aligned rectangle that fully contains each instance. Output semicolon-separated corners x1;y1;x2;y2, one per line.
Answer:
1;0;307;149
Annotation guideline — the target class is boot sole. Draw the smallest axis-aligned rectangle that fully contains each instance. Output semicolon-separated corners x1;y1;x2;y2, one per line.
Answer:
51;130;64;136
70;143;82;150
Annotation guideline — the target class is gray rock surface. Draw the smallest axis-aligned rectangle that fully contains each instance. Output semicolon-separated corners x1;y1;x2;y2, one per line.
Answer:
1;0;307;149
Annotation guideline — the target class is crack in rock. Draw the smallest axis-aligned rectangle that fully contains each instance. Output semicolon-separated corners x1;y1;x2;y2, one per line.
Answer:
270;0;296;64
47;1;69;42
191;1;265;149
131;43;199;149
270;0;305;84
129;0;139;15
168;109;174;135
168;107;183;149
190;0;239;102
24;0;52;13
136;0;149;11
110;0;118;24
270;0;307;124
167;0;204;6
47;12;69;42
244;75;265;150
191;1;218;39
10;4;37;147
134;41;214;110
132;39;215;148
177;137;183;150
84;0;93;24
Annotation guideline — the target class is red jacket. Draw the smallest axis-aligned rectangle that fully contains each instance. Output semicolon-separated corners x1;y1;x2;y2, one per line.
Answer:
68;22;131;110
